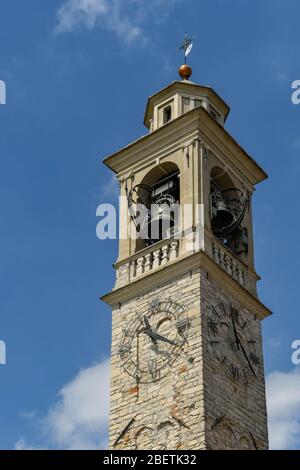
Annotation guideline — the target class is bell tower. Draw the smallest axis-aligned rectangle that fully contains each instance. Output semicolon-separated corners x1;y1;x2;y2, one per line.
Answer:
101;53;271;450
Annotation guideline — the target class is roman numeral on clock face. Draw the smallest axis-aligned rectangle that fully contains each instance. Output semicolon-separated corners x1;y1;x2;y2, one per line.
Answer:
118;344;130;355
221;355;227;364
147;359;160;380
231;307;239;322
231;365;240;380
112;417;136;448
243;366;253;382
208;318;218;334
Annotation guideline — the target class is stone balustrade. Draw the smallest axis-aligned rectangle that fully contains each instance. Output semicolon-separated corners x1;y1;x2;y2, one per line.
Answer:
211;240;246;288
115;237;247;291
130;239;180;279
114;239;180;288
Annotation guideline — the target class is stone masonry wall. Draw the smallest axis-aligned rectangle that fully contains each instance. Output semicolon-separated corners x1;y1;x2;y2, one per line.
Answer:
108;268;206;450
108;266;269;450
200;269;269;449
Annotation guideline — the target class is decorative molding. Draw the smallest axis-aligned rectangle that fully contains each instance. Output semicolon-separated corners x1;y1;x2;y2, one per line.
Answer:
101;250;272;320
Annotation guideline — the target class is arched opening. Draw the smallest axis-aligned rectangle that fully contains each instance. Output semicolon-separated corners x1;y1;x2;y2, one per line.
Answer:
210;167;248;259
129;162;180;252
211;166;234;191
141;162;180;188
155;421;176;450
135;426;153;450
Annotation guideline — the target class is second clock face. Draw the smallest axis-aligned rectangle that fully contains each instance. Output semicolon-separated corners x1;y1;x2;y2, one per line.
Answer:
118;298;190;383
207;299;259;385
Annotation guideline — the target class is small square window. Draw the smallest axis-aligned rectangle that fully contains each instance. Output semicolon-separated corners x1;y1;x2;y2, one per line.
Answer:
163;105;172;124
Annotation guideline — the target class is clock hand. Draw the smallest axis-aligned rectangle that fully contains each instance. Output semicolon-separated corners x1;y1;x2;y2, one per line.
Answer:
142;316;160;352
171;414;190;429
143;316;154;334
230;309;240;351
249;431;258;450
151;332;178;346
237;337;257;378
156;349;172;358
112;416;136;448
143;328;178;346
230;309;257;378
142;316;178;346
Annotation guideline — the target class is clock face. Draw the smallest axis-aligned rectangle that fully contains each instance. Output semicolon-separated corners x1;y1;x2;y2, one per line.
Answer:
207;299;259;385
118;298;190;383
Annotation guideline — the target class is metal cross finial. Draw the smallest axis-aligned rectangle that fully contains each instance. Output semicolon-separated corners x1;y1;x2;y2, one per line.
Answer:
177;33;195;64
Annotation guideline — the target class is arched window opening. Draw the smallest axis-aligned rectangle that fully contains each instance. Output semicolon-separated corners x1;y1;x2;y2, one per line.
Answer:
128;162;180;252
210;167;248;259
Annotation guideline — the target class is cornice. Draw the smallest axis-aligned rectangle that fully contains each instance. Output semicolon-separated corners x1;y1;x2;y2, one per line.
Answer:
143;80;230;128
103;107;267;186
101;250;272;320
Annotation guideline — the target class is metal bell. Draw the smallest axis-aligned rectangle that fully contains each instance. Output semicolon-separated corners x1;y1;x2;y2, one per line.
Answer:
212;200;234;231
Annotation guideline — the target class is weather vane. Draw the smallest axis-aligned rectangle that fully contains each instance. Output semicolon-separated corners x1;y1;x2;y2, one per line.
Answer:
177;33;195;64
176;33;195;80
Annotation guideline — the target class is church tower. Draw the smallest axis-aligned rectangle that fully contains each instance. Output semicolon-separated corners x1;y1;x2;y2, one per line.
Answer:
101;47;271;450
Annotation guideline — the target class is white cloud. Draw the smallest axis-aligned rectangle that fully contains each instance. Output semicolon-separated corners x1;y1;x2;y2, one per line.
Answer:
54;0;180;44
16;360;300;450
15;359;110;450
98;175;119;202
15;438;45;451
259;43;290;82
266;367;300;449
267;336;282;350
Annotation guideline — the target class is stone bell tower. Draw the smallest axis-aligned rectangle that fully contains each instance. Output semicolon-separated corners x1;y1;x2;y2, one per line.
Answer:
101;55;271;450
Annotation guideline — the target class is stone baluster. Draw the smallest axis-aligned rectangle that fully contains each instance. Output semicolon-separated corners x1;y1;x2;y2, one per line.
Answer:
161;244;169;265
223;254;229;274
144;253;153;273
234;264;240;282
136;256;145;276
240;269;245;287
216;247;221;266
130;260;137;278
152;249;161;269
228;258;234;277
130;259;136;277
169;240;179;261
212;242;216;262
220;249;225;269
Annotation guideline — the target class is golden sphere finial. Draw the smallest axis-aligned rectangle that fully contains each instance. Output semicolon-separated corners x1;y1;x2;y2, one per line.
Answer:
178;63;192;80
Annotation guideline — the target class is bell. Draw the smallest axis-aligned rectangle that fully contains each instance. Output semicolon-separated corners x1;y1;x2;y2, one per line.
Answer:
212;200;234;231
148;204;175;241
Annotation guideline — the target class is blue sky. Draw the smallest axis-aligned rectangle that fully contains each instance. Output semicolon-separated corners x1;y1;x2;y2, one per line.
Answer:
0;0;300;450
